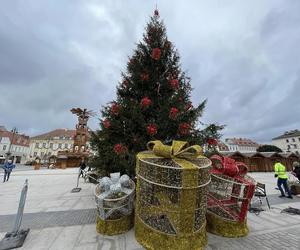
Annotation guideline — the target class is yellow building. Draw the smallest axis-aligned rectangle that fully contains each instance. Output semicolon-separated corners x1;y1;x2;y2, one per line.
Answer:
28;129;76;162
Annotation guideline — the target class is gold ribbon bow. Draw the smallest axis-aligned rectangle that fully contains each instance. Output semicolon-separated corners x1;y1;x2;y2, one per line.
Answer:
147;140;202;159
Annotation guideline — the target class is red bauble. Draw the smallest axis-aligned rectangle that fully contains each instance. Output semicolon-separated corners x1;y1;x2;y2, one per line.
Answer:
114;143;128;155
154;9;159;16
169;107;179;119
169;79;179;89
111;103;120;115
103;119;111;129
147;124;157;136
179;123;191;135
207;138;218;146
140;96;152;108
152;48;161;60
141;73;149;81
114;144;123;154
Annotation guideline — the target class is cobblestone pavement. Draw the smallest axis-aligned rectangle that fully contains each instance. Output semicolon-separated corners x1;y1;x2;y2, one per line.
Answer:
207;225;300;250
1;169;300;249
0;208;96;232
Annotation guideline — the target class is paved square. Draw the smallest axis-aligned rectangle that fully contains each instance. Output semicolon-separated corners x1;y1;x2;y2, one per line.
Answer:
1;168;300;249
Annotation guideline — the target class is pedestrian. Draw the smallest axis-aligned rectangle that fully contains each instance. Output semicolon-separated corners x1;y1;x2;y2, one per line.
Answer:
292;161;300;182
2;159;16;182
79;159;86;177
274;159;293;199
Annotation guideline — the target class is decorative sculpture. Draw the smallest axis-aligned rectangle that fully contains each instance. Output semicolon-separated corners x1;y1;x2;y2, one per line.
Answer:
56;108;95;168
95;173;135;235
70;108;95;153
135;141;211;250
206;155;255;237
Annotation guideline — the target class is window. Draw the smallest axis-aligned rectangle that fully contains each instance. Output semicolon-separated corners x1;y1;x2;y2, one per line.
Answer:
35;143;39;148
34;152;37;157
3;145;7;151
43;143;46;148
292;138;296;142
58;143;62;149
286;139;289;143
64;143;68;149
294;145;297;149
50;143;53;149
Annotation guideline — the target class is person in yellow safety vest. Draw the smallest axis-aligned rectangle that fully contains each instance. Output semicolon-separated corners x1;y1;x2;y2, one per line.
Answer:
274;159;293;199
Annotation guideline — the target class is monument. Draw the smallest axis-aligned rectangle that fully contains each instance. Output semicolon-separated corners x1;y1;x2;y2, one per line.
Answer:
56;108;94;168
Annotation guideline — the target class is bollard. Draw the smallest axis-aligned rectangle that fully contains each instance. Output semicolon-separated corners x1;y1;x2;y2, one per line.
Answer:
0;179;30;250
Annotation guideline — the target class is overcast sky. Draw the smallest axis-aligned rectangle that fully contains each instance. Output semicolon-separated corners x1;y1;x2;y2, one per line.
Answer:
0;0;299;143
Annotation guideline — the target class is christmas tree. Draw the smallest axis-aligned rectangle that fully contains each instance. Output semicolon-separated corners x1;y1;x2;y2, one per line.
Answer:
90;10;223;177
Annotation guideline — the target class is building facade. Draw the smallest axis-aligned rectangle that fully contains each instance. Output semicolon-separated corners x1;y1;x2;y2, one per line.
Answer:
224;138;260;153
272;130;300;154
28;129;76;162
216;141;229;152
0;126;30;164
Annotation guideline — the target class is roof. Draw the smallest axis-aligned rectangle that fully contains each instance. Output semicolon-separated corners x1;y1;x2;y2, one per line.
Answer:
222;151;245;157
0;126;7;132
31;129;76;140
221;151;299;159
224;138;260;147
217;141;229;151
272;130;300;140
279;152;299;158
259;152;282;158
0;129;30;147
240;152;263;158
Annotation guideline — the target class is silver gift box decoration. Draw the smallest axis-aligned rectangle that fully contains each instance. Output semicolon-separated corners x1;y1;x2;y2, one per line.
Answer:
95;172;135;220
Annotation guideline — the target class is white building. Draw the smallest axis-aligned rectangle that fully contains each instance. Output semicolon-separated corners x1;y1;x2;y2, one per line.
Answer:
224;138;260;153
0;126;30;164
28;129;76;162
216;141;229;152
272;130;300;155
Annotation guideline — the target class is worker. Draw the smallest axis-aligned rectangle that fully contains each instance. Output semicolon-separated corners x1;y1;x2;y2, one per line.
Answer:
274;159;292;199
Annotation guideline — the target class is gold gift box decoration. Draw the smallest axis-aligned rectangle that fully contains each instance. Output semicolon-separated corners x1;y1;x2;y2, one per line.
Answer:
135;140;211;250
